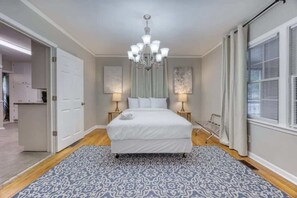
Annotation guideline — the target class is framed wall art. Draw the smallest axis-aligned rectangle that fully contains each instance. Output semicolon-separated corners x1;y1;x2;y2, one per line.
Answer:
173;66;193;94
104;66;123;93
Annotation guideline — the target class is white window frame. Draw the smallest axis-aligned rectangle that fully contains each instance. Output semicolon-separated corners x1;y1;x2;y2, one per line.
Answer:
248;35;280;123
248;16;297;133
291;75;297;128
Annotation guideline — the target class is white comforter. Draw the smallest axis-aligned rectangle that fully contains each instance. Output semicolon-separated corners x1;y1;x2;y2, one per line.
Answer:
106;108;192;141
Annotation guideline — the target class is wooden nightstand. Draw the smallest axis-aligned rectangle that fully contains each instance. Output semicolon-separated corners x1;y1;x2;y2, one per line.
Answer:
108;111;122;123
177;111;191;122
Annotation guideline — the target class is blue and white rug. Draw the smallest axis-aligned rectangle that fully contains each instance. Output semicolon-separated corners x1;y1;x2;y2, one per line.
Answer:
14;146;288;198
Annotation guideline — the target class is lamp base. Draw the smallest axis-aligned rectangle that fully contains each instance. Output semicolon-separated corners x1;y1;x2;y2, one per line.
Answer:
114;101;120;112
180;102;185;112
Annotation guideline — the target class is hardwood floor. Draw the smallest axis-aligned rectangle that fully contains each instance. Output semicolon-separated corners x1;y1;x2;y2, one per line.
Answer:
0;129;296;198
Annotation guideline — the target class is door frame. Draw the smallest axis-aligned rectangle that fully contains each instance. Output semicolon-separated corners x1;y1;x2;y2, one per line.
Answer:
0;12;58;153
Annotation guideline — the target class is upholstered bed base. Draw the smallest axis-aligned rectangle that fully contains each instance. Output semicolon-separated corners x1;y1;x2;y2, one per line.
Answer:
111;138;192;154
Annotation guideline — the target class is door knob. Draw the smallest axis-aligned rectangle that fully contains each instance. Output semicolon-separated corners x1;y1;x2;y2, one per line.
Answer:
81;102;85;106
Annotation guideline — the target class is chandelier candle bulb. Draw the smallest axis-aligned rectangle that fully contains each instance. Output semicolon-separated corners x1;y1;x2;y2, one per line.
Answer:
131;45;139;56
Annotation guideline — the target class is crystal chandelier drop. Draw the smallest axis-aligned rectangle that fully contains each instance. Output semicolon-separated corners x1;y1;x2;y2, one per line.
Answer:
127;14;169;70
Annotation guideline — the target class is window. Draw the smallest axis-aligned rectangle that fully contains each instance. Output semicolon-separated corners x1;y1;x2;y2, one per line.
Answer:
290;26;297;126
248;35;279;122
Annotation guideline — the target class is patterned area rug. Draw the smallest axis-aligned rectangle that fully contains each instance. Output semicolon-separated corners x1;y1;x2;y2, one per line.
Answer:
14;146;288;198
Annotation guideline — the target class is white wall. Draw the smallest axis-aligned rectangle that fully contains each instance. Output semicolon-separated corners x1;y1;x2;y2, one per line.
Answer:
96;57;202;125
247;0;297;180
201;45;222;121
200;0;297;182
0;0;97;130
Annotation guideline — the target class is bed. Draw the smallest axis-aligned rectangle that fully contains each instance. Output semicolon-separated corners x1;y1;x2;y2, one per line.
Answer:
106;108;193;154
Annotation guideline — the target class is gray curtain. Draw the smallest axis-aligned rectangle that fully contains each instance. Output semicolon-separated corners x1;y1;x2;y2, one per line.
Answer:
131;59;169;98
220;24;248;156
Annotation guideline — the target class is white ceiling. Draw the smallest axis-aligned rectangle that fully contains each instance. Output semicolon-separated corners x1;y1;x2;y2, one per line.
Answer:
26;0;272;57
0;23;31;62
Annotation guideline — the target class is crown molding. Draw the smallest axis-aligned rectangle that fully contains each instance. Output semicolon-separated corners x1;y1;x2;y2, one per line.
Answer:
168;55;202;58
95;54;127;58
95;54;203;58
202;42;222;58
0;12;57;48
21;0;96;56
20;0;218;59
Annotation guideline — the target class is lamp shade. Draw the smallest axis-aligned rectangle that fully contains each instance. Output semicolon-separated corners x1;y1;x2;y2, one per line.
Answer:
142;34;151;45
131;45;139;55
134;55;140;63
156;54;162;62
150;43;159;54
112;93;122;102
160;48;169;57
178;94;187;102
137;43;144;51
152;40;160;48
127;51;134;60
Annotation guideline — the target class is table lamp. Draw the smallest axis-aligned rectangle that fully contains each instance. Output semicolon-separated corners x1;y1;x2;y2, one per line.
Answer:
112;93;122;112
178;94;187;112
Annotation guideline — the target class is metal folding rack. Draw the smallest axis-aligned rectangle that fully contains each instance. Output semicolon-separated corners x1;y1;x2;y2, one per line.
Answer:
195;114;221;143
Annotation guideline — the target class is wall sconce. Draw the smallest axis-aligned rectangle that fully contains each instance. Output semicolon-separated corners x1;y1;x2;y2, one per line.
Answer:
178;94;187;112
112;93;122;112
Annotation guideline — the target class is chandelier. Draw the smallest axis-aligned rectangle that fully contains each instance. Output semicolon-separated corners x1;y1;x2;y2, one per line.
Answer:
127;14;169;70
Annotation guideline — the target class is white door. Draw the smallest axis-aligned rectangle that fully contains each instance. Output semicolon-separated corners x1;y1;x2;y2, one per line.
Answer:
56;48;84;152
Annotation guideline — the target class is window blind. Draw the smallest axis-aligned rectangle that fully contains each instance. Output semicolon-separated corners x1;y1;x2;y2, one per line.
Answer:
248;35;279;121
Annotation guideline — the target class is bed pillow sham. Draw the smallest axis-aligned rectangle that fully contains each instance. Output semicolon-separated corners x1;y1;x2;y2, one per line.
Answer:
138;97;151;108
128;98;139;109
150;98;167;109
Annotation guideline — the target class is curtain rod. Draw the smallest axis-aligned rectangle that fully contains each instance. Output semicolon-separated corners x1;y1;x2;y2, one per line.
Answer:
232;0;286;35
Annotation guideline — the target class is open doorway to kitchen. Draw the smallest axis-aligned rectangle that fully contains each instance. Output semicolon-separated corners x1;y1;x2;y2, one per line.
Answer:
0;22;51;185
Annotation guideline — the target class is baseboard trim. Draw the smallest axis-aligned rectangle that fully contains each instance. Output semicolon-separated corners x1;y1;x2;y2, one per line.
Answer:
97;125;106;129
249;152;297;185
84;125;98;135
192;125;201;129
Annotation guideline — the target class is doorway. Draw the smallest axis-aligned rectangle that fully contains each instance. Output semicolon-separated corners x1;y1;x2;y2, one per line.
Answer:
0;21;51;185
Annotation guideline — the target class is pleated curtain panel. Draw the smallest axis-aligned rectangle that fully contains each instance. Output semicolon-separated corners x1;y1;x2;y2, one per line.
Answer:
220;25;248;156
130;60;169;98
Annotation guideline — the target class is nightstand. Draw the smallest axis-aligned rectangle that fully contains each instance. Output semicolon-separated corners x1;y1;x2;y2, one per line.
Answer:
108;111;122;123
177;111;191;122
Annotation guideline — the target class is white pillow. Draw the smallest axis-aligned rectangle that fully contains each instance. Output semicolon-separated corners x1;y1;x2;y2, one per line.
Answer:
138;97;151;108
150;98;167;109
128;98;139;109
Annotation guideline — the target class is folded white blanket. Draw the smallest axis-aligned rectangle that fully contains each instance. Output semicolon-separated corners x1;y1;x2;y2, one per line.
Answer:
120;112;135;120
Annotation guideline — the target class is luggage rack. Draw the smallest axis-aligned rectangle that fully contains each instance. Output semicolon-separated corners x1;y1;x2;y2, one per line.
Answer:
195;114;221;143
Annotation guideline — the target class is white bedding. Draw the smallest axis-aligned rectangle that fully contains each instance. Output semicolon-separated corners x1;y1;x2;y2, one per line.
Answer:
106;108;192;141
